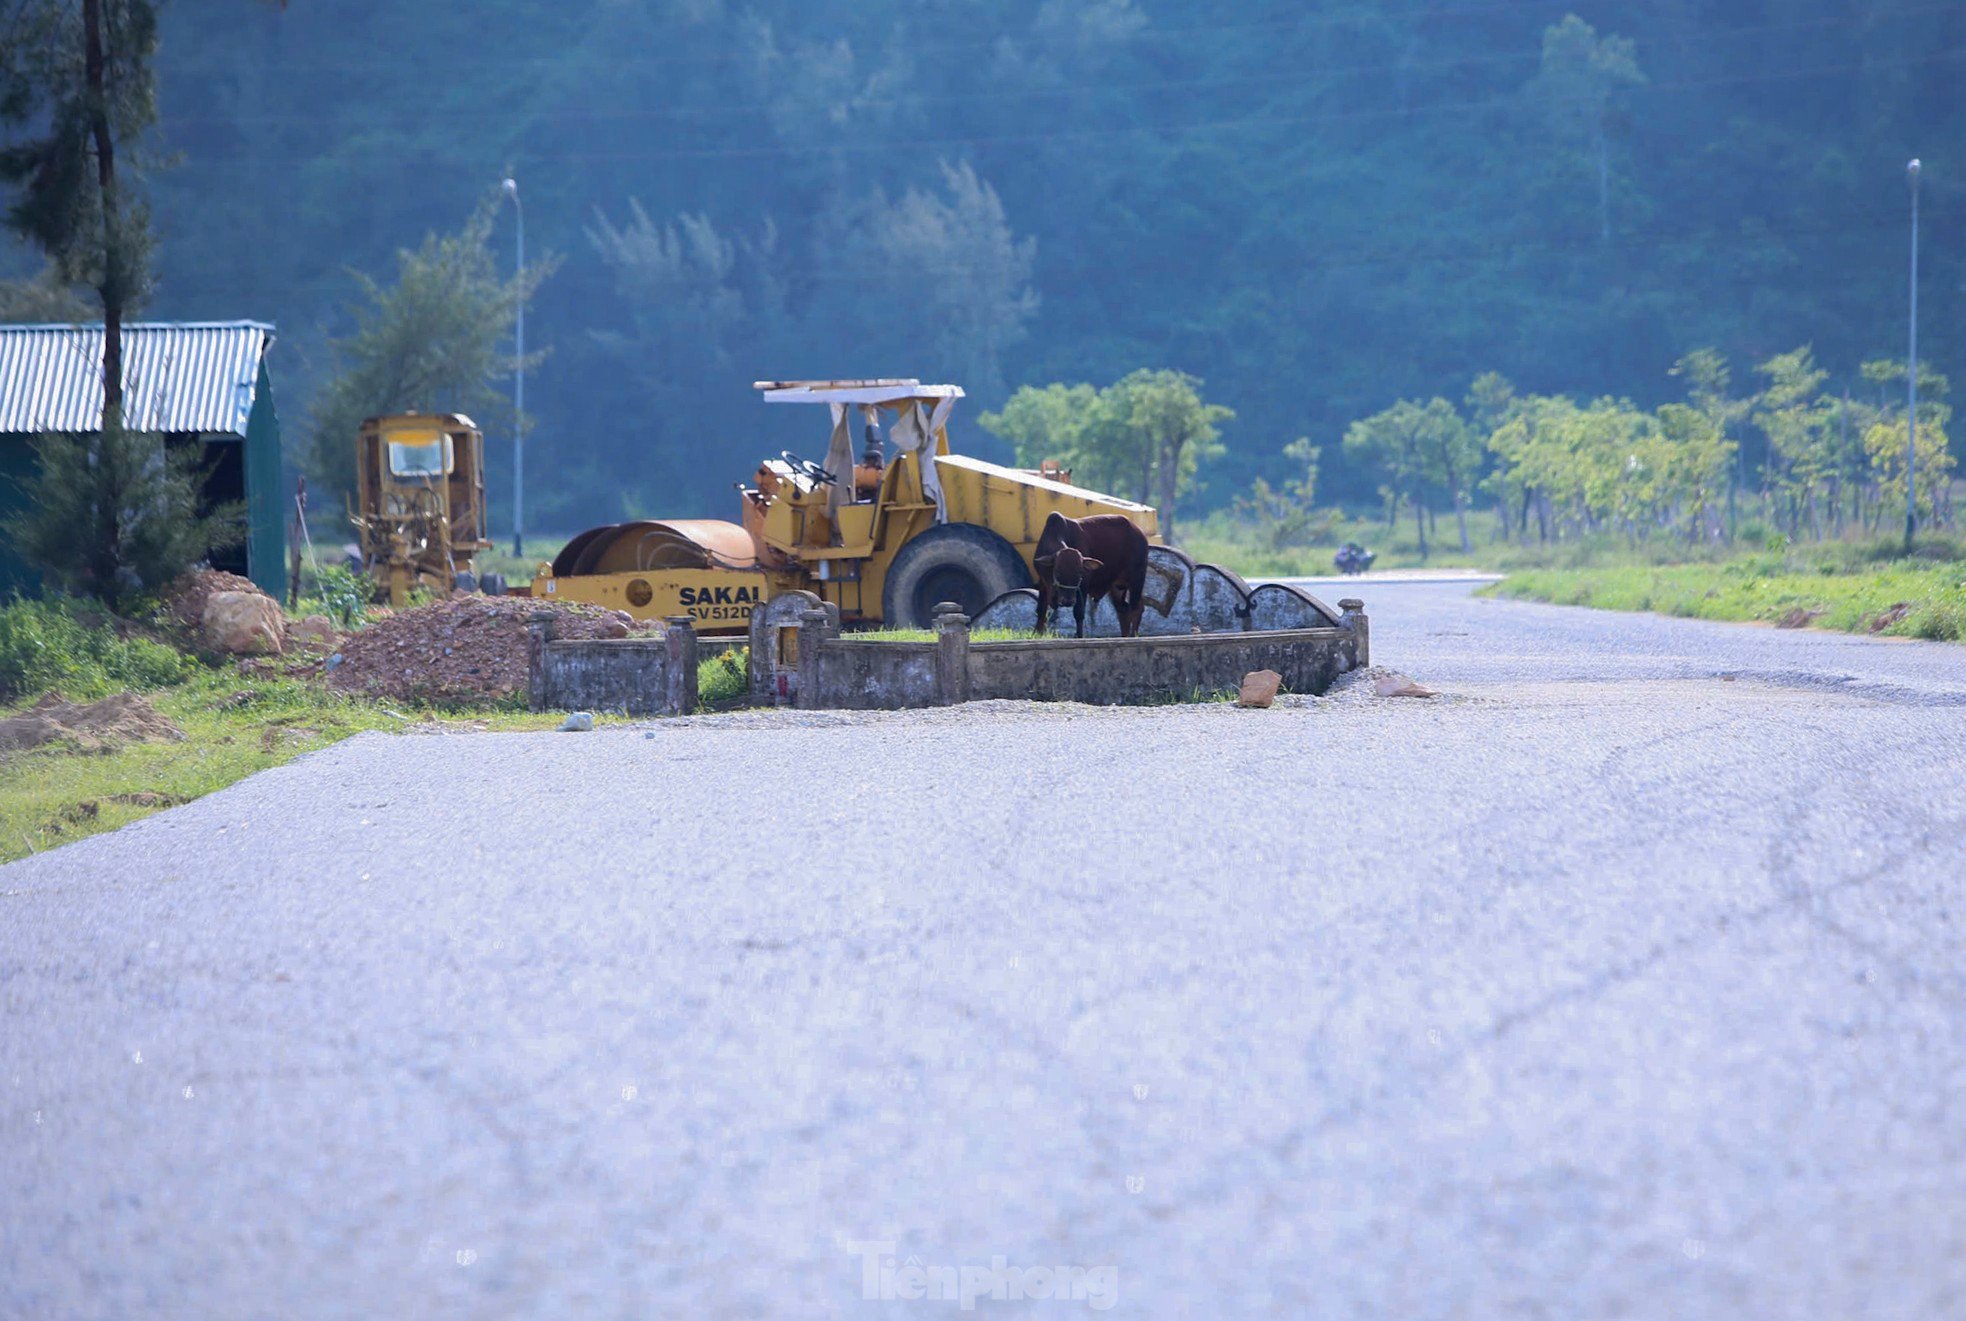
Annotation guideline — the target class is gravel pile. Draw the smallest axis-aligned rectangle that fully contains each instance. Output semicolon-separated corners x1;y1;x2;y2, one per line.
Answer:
323;595;658;704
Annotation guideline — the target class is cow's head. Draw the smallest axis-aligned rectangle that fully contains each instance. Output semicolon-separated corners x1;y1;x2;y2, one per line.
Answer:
1035;545;1103;606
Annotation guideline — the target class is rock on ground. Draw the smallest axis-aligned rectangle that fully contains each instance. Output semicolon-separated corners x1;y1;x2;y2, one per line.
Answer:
202;591;285;656
163;567;267;640
1236;668;1282;707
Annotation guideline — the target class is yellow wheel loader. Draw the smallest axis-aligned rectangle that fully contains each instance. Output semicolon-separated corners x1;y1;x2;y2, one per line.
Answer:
528;380;1159;632
350;412;494;606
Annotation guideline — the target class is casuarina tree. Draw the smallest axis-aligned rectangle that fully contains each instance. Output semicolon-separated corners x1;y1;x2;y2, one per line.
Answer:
0;0;239;604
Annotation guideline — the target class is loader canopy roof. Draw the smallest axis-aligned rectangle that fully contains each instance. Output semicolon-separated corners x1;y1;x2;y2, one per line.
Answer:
754;379;963;407
755;379;966;518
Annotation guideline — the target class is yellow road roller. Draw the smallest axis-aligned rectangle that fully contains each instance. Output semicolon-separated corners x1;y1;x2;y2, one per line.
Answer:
528;380;1159;632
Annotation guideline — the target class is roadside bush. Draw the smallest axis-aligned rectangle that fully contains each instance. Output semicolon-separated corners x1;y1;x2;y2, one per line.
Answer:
697;647;748;709
0;598;197;703
306;564;372;628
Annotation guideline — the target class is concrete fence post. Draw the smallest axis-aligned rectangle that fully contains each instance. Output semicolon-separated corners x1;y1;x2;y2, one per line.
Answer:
796;608;835;710
934;601;971;706
1338;598;1369;668
526;608;559;711
663;616;699;715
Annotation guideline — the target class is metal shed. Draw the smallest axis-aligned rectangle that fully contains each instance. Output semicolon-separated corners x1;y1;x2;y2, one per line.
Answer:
0;320;284;596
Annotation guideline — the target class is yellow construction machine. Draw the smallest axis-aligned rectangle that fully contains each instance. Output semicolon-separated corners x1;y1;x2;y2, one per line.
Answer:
530;380;1158;631
351;412;494;606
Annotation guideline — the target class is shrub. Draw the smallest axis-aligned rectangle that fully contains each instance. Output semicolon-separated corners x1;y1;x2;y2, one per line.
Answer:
2;423;244;610
308;564;372;628
0;597;198;702
697;647;748;708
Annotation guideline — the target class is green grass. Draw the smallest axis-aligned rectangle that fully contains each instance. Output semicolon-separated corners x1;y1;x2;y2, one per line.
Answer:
1485;553;1966;642
1186;507;1966;580
471;536;571;585
841;626;1039;643
0;597;198;701
0;663;578;862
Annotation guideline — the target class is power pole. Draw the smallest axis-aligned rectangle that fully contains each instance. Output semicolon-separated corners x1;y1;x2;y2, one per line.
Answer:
503;177;525;558
1905;158;1920;553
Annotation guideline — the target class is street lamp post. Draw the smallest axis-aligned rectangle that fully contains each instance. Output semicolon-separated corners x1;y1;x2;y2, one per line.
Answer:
502;176;525;558
1905;158;1920;552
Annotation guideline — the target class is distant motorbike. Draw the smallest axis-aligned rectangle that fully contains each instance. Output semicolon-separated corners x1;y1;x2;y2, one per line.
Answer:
1333;542;1376;575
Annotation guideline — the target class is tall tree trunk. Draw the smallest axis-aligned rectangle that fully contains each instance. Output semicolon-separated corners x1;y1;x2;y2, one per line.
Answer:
1413;494;1428;561
1156;437;1182;543
1452;483;1472;554
83;0;123;429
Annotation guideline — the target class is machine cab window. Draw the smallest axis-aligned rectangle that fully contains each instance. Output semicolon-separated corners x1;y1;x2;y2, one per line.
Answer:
387;435;452;478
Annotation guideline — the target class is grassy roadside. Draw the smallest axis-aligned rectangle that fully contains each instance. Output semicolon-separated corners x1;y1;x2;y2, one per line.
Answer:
0;664;585;864
1484;555;1966;641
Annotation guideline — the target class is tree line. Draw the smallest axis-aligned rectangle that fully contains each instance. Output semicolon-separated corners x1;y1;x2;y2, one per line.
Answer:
1336;349;1956;559
4;0;1955;530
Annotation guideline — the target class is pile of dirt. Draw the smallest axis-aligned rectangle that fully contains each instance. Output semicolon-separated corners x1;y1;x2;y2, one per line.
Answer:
1868;602;1913;633
163;568;272;640
0;692;187;754
323;595;659;704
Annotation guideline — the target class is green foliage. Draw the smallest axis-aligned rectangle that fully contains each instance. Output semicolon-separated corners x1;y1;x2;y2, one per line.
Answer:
840;626;1036;642
981;369;1231;539
6;1;1959;534
0;260;90;319
589;162;1036;510
3;422;245;608
304;196;556;503
1342;397;1476;559
0;0;158;325
0;596;194;701
1233;437;1327;552
1529;14;1647;241
696;646;748;708
976;382;1099;472
305;564;371;629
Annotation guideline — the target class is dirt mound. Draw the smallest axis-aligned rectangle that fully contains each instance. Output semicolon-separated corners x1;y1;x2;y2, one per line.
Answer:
323;595;658;704
0;692;187;754
1868;602;1912;633
163;568;271;640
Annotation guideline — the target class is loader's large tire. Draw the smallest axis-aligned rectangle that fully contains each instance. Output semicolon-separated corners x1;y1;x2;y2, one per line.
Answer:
881;523;1031;629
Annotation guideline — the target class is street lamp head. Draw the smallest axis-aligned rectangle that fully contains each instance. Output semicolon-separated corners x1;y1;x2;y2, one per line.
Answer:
1908;158;1921;181
502;177;519;199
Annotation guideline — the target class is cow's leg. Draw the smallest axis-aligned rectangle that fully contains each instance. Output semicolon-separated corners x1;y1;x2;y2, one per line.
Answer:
1034;582;1051;635
1073;595;1087;638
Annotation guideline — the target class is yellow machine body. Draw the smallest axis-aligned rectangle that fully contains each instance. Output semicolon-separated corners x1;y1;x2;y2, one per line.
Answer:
351;412;493;606
530;381;1158;633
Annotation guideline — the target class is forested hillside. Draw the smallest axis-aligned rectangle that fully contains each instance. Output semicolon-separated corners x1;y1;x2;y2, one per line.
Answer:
16;0;1966;530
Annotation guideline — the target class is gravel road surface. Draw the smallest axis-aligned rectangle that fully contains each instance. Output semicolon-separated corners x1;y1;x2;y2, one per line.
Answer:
5;583;1965;1318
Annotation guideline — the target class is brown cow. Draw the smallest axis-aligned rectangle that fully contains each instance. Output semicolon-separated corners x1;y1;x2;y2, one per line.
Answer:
1033;512;1150;638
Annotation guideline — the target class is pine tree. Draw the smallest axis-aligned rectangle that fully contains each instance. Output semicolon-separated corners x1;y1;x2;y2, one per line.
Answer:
0;0;237;605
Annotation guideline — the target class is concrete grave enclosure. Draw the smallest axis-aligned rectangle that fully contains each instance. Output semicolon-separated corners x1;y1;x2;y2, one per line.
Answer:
528;550;1368;715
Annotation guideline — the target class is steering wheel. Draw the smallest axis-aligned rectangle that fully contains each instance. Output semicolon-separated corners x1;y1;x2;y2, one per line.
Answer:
780;450;837;487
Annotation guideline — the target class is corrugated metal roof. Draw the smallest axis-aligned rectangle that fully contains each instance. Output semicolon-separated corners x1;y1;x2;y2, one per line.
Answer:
0;321;274;436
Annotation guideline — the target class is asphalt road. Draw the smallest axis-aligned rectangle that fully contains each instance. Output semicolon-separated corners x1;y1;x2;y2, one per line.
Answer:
5;582;1966;1318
